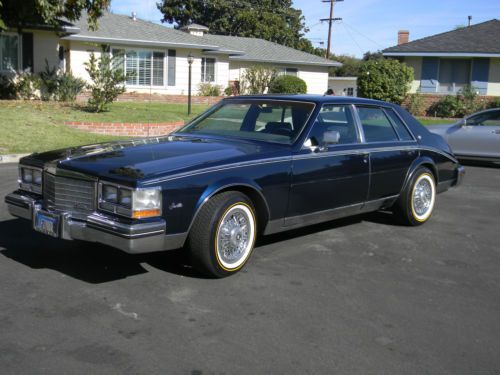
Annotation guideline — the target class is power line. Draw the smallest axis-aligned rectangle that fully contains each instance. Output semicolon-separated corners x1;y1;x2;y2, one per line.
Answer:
341;21;384;49
339;22;364;56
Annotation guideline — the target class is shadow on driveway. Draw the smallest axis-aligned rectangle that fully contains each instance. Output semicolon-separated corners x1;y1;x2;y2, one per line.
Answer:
0;211;402;283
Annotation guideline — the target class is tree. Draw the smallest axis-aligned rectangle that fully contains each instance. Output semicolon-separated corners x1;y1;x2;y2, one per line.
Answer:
362;50;384;61
329;54;362;77
84;52;126;112
157;0;314;52
357;59;413;104
0;0;110;31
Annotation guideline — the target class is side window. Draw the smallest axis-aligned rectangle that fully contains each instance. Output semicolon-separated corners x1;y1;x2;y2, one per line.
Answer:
308;105;358;146
357;106;399;142
467;110;500;126
384;109;414;141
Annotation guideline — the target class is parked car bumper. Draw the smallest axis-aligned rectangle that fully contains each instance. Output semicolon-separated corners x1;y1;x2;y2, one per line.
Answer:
454;165;466;187
4;191;185;254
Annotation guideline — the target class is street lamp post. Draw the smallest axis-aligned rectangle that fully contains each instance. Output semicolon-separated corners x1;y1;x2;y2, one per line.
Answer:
187;53;194;116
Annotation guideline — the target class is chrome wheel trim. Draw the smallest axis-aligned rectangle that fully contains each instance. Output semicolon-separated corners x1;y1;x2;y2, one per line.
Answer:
411;174;435;221
216;203;256;270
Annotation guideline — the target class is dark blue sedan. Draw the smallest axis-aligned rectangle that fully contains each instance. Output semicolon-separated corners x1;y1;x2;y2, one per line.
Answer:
5;95;464;277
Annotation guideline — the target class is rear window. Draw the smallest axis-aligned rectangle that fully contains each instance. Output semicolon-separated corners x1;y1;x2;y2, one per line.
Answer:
384;109;414;141
356;106;399;143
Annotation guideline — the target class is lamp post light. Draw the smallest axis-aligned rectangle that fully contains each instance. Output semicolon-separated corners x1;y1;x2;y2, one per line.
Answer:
187;53;194;116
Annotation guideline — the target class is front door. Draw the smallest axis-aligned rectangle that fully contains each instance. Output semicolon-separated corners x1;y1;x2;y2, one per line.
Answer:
449;110;500;158
286;104;369;226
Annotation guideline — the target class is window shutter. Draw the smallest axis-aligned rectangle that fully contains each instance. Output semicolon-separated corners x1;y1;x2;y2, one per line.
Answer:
168;50;176;86
420;57;439;93
471;58;489;95
22;33;34;72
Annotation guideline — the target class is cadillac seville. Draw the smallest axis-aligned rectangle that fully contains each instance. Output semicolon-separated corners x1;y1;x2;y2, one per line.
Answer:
5;95;465;277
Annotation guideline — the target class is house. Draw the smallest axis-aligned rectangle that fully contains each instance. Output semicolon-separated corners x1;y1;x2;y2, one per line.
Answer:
328;77;357;96
0;12;339;96
383;20;500;97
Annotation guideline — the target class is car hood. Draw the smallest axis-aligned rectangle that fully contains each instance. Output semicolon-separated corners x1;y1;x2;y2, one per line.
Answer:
426;123;459;137
21;135;290;185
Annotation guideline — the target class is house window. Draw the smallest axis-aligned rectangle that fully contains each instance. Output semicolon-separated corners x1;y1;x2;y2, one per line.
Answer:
1;33;19;71
284;68;298;76
113;49;165;87
167;49;176;86
438;59;471;93
346;87;354;96
201;57;216;82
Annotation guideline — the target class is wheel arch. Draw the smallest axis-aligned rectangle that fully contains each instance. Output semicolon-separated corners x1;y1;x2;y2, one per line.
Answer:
400;156;438;194
187;179;271;237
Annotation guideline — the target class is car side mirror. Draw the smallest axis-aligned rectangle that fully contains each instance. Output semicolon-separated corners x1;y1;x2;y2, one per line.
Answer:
322;130;340;146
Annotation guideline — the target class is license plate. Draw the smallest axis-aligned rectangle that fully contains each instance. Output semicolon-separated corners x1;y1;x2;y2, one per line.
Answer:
34;211;60;238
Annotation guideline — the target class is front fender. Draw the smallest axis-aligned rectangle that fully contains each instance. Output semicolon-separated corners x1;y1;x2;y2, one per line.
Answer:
189;177;271;232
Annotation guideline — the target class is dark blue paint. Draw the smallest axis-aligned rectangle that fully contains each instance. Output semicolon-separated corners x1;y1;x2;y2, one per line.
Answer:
20;95;462;236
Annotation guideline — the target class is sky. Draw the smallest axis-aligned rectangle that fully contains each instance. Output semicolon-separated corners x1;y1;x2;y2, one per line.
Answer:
110;0;499;58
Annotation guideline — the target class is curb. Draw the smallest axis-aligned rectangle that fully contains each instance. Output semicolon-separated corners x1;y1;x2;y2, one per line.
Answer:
0;154;30;164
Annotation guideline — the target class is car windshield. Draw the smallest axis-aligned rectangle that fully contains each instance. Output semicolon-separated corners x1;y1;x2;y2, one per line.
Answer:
178;100;316;144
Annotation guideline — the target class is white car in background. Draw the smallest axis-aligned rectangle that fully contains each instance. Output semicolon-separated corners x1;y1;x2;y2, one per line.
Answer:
427;108;500;162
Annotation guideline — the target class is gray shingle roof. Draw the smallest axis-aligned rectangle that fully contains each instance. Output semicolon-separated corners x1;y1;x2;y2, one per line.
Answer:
201;34;340;66
64;12;219;49
383;19;500;55
62;12;338;67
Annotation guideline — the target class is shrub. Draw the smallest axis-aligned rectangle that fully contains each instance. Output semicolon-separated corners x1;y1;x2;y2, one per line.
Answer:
84;52;126;112
0;74;17;99
268;75;307;94
56;72;85;102
405;93;426;116
486;97;500;109
224;86;233;96
39;60;59;101
357;59;413;104
15;71;42;100
198;82;222;96
427;96;463;118
241;65;277;94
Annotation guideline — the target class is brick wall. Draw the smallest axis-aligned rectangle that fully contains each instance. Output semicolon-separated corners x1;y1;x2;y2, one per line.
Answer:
76;92;224;105
65;121;185;137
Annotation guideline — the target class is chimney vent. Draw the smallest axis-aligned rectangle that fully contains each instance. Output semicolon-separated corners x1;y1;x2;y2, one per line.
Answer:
131;12;137;21
398;30;409;45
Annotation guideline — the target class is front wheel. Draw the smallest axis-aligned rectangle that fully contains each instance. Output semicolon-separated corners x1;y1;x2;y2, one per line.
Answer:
394;167;436;226
188;191;257;278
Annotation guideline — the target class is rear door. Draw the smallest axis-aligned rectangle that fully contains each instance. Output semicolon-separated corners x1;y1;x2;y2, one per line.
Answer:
354;106;418;201
448;110;500;158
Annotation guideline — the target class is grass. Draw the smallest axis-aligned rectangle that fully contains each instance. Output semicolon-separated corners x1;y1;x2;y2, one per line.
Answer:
417;117;456;125
0;101;209;154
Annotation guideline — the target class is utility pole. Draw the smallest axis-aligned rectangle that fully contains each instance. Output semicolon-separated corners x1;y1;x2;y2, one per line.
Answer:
321;0;343;59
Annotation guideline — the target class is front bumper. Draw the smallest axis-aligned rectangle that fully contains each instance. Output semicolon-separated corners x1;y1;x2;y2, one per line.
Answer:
4;191;186;254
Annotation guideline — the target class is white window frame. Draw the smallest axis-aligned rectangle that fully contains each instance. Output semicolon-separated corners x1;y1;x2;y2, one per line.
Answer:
201;57;217;83
0;32;21;72
112;47;167;88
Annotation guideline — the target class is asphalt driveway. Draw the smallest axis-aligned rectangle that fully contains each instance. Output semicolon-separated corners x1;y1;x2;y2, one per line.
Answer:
0;163;499;374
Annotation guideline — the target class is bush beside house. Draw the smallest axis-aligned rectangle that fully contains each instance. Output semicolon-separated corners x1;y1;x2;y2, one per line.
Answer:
269;75;307;94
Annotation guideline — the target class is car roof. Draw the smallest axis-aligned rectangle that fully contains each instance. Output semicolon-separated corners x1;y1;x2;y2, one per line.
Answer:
224;94;394;107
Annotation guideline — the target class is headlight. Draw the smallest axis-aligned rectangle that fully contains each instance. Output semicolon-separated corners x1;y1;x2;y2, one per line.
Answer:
19;166;43;194
99;183;162;219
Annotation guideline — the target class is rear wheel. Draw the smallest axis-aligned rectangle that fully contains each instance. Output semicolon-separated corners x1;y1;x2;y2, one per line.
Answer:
188;191;257;278
394;167;436;226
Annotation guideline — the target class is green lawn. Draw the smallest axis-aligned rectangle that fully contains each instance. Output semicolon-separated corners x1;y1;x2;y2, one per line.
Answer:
0;101;209;154
417;117;456;125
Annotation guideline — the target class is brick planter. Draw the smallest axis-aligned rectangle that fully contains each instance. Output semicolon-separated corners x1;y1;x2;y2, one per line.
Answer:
65;121;185;137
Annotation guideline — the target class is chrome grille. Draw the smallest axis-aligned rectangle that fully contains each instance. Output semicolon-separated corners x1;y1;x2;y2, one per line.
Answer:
43;172;96;213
